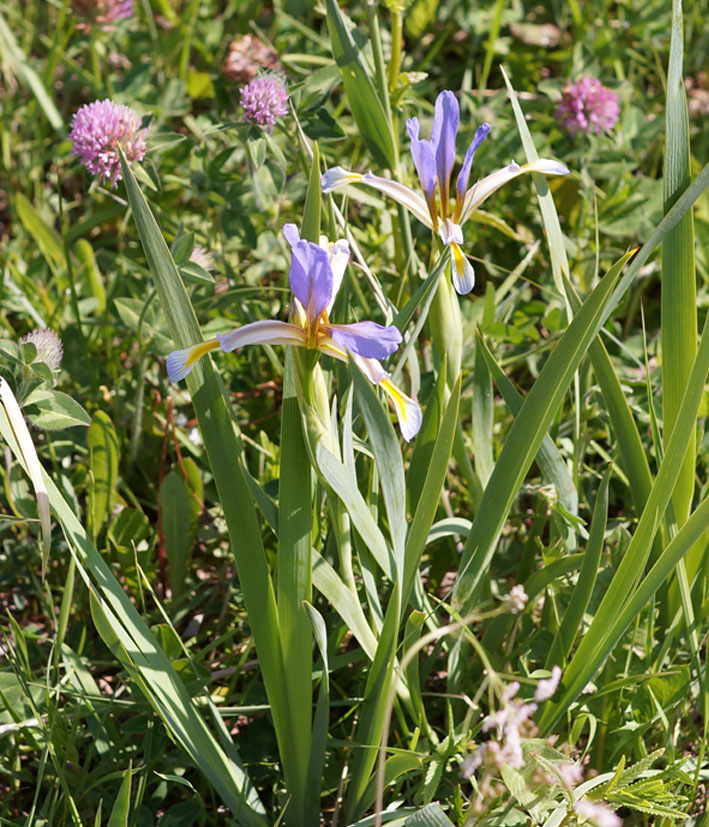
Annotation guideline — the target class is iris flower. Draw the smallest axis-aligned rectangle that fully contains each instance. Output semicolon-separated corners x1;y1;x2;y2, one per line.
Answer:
322;90;569;295
167;224;422;441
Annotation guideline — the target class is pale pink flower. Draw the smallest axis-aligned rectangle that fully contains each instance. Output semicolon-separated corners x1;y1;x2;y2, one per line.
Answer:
556;77;620;136
534;665;562;702
240;74;289;128
73;0;133;31
574;799;622;827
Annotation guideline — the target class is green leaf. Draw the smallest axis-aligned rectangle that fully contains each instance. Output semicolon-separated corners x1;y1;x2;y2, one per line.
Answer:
14;192;66;271
22;389;90;430
452;250;632;613
405;802;456;826
87;411;120;542
160;471;192;599
325;0;396;169
106;761;132;827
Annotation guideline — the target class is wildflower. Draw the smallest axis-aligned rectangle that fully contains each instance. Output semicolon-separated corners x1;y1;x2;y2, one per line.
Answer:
240;74;289;128
69;100;147;187
322;90;569;294
73;0;133;31
166;225;422;441
481;681;538;769
574;799;622;827
557;761;585;788
555;77;620;136
20;329;63;373
534;664;562;702
190;245;216;272
502;584;528;615
222;35;282;84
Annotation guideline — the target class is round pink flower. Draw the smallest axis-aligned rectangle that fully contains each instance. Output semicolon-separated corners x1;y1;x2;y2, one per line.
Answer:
556;77;620;136
69;100;147;187
240;74;289;128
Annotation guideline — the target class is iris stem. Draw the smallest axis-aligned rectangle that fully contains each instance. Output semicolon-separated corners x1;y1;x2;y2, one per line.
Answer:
387;11;402;95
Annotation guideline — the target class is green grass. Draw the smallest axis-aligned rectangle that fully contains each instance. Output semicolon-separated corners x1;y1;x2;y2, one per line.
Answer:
0;0;708;824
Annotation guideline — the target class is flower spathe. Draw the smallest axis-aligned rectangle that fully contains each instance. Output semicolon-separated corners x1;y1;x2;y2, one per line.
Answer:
322;90;570;294
166;225;422;441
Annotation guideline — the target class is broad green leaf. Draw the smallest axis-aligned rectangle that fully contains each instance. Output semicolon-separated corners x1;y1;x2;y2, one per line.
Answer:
74;239;106;315
23;389;91;430
324;0;396;169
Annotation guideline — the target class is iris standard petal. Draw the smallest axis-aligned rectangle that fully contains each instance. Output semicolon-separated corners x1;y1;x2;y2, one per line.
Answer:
379;378;423;442
456;122;491;201
360;172;434;229
450;242;475;295
461;158;570;223
324;320;402;360
431;90;459;209
406;118;437;200
324;238;351;314
321;166;364;192
288;240;334;328
167;339;221;382
283;222;301;247
218;320;307;352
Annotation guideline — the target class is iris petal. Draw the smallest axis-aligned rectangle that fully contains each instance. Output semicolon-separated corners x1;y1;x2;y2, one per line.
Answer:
321;166;363;192
379;378;423;442
406;118;437;200
450;242;475;295
456;123;491;201
167;339;221;382
359;172;434;229
461;158;570;223
218;320;307;352
288;240;333;328
325;321;402;360
431;90;459;209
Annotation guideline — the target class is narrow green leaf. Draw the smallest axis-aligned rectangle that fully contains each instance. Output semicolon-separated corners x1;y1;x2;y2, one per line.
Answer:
14;192;66;271
87;411;120;542
452;250;631;612
540;311;709;732
160;471;192;599
107;762;132;827
472;340;493;486
546;469;610;667
405;802;456;826
350;360;407;578
403;375;460;607
324;0;396;169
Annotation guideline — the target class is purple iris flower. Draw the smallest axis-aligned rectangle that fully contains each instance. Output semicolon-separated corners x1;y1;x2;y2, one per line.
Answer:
166;225;422;441
322;90;569;295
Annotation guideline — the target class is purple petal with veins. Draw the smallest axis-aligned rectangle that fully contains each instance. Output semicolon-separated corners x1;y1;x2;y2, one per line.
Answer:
456;123;491;199
406;118;436;199
288;240;333;327
431;90;459;201
325;321;402;360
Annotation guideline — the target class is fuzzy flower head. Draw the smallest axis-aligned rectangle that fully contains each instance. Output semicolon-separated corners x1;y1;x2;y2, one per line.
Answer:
556;77;620;136
73;0;133;31
20;328;63;373
240;74;289;128
70;99;147;187
222;35;282;84
323;90;569;294
189;245;216;272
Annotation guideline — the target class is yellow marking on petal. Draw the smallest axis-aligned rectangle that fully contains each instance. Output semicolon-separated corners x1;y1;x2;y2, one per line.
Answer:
185;338;221;369
380;378;408;422
451;242;467;277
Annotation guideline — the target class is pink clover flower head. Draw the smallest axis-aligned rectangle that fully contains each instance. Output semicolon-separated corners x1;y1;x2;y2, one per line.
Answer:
555;77;620;136
240;74;289;128
70;100;148;187
73;0;133;31
189;245;216;272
